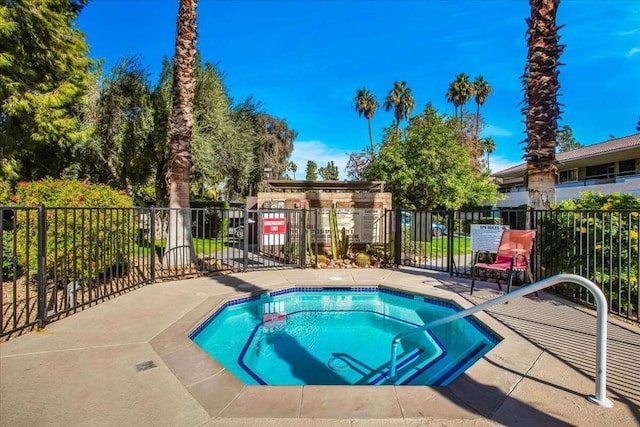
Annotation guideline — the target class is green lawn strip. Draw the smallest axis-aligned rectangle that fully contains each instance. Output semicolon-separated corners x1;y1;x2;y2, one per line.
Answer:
134;237;227;257
422;236;472;257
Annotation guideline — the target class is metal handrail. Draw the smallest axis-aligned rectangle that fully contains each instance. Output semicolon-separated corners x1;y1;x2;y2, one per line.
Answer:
388;273;614;408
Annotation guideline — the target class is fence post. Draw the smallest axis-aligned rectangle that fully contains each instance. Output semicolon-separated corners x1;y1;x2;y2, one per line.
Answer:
447;210;455;276
36;204;47;330
394;208;402;267
243;206;249;271
528;207;536;230
314;209;319;268
299;208;306;269
150;206;156;283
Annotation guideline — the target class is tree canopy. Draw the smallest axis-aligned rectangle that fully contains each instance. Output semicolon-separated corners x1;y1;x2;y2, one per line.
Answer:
557;125;583;152
365;104;499;209
319;161;339;180
305;161;318;181
0;0;94;179
383;81;415;138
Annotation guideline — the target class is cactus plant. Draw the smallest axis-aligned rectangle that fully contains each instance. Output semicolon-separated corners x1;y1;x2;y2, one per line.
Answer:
354;252;371;268
340;227;349;259
329;204;339;259
305;202;313;258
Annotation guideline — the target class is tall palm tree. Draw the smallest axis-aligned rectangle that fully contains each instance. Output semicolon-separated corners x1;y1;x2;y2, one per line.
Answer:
288;161;297;179
165;0;198;267
455;73;474;120
383;81;415;139
522;0;564;210
446;73;474;121
473;76;492;140
481;137;496;171
445;85;458;118
354;88;379;159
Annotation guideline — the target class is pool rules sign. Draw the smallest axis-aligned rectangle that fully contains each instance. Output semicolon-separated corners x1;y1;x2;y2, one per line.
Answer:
262;214;287;245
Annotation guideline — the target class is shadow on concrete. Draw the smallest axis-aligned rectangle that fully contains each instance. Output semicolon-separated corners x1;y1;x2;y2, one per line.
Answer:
430;273;640;422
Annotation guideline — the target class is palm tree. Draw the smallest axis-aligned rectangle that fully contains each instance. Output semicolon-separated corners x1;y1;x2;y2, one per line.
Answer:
473;76;492;140
354;88;379;159
455;73;474;119
480;137;496;171
383;81;415;139
165;0;198;267
446;73;474;121
522;0;564;210
445;85;458;118
288;161;297;179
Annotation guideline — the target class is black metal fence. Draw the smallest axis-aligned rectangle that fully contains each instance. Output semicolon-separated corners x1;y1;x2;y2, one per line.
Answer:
1;206;308;338
388;208;639;323
2;205;638;338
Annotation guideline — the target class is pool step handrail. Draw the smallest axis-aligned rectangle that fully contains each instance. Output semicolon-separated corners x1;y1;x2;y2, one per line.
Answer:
388;273;614;408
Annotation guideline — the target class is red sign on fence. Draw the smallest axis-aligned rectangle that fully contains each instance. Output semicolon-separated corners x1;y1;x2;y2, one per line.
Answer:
263;218;287;234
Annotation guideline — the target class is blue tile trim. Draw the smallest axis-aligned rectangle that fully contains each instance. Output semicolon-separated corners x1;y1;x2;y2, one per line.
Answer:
368;349;424;385
431;342;488;386
269;286;379;297
423;296;458;309
237;324;267;385
379;287;415;299
466;318;502;344
401;348;449;385
188;303;228;339
188;295;261;339
423;296;501;345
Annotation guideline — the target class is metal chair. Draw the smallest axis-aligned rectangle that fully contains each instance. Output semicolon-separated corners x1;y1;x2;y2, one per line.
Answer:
470;229;536;295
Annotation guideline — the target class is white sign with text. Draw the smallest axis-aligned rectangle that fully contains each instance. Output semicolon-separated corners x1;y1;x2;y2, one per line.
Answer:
311;208;382;244
470;224;509;252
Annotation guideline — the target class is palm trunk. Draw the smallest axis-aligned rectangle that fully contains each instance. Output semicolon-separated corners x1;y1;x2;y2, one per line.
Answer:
527;172;555;210
475;103;480;140
475;103;481;157
523;0;563;212
367;118;375;160
165;0;197;268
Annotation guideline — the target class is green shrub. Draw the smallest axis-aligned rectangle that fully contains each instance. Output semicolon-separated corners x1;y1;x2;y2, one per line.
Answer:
541;191;639;316
2;230;19;280
10;179;134;282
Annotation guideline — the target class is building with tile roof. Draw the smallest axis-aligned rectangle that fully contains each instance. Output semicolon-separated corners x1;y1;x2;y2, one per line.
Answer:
492;133;640;207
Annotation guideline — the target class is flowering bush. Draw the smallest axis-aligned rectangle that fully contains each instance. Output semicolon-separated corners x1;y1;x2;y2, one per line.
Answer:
8;179;134;283
540;192;639;317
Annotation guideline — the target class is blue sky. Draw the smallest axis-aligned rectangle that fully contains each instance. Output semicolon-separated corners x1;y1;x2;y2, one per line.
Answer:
77;0;640;178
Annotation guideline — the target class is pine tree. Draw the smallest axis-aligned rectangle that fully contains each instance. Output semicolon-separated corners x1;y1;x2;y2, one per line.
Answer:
0;0;94;179
305;161;318;181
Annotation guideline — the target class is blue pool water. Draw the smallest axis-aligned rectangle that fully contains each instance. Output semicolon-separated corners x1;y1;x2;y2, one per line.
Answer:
191;287;501;386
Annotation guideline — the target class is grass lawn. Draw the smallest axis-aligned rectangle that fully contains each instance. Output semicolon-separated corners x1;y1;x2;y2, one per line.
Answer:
135;237;228;257
421;235;472;257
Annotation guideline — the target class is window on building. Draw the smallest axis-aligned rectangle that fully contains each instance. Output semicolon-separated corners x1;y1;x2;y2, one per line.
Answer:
619;159;637;176
585;163;615;179
558;168;577;183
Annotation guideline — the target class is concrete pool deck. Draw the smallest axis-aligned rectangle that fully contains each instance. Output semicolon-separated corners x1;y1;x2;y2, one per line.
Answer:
1;268;639;426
